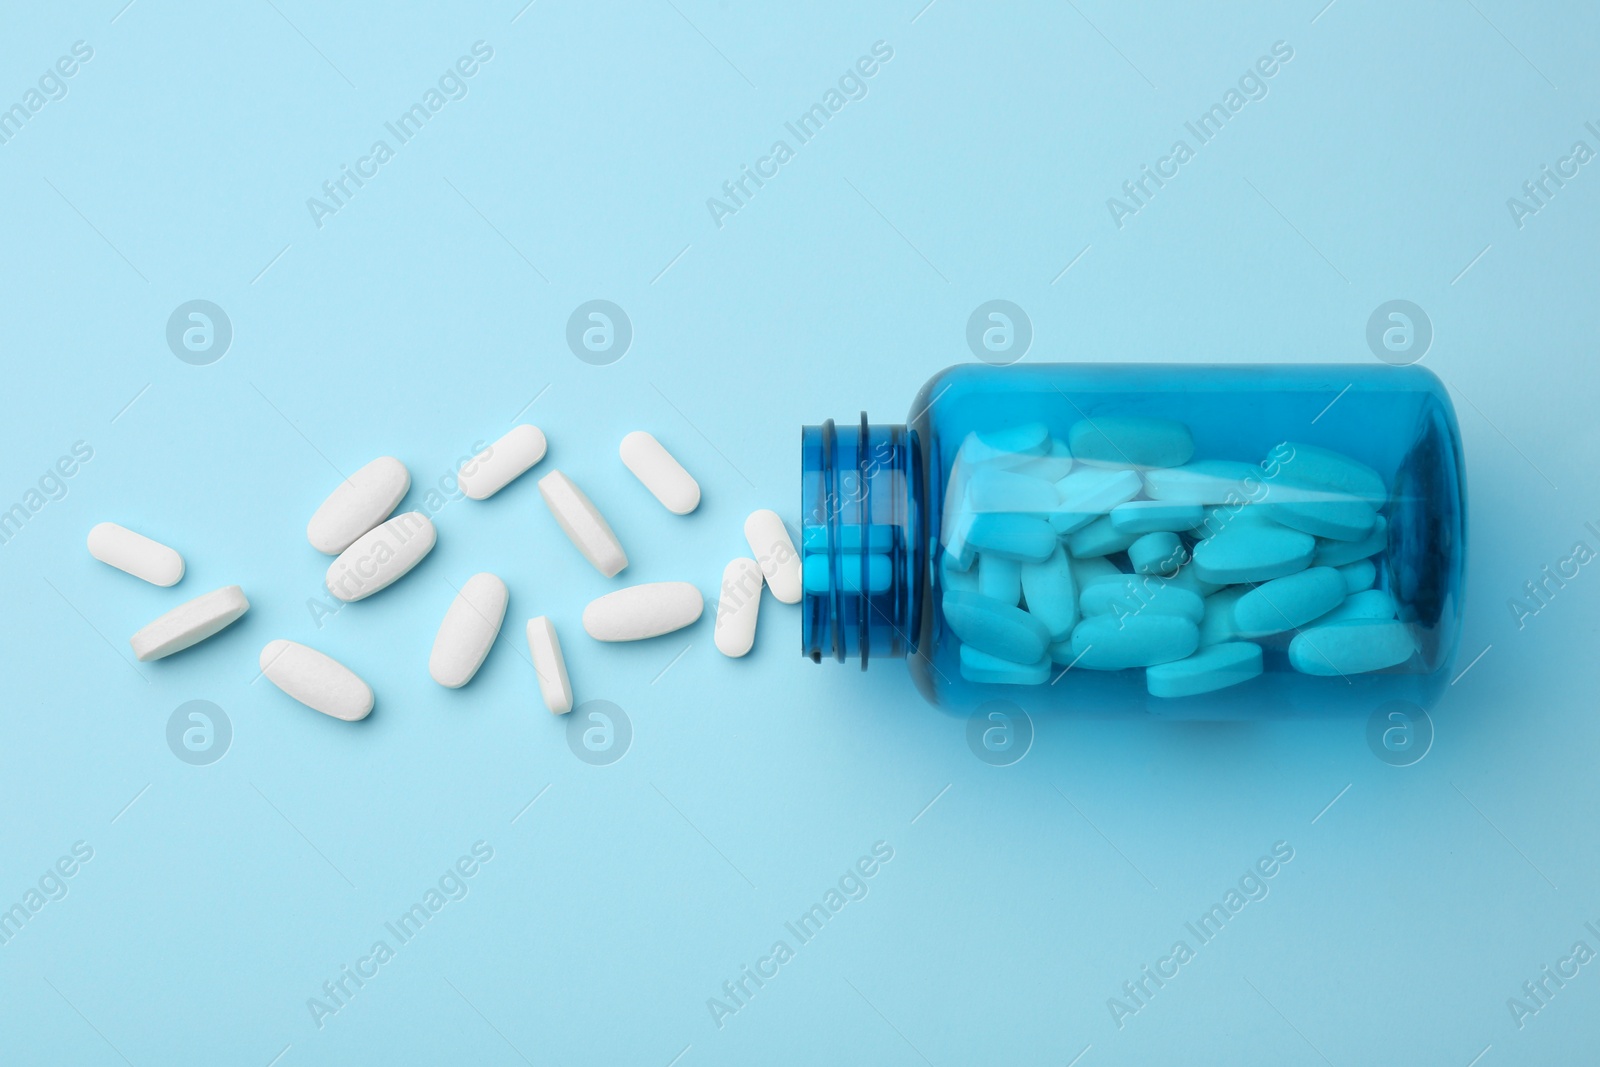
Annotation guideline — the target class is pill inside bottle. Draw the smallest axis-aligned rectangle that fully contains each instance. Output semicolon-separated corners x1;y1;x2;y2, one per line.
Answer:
799;364;1466;718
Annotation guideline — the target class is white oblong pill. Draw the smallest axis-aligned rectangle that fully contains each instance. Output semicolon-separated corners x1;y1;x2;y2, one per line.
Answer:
619;431;700;515
325;512;436;602
87;522;184;586
129;585;249;662
538;470;627;577
460;425;547;501
259;640;373;721
307;457;411;555
525;616;573;714
744;509;801;604
428;573;508;688
714;557;764;657
582;581;703;641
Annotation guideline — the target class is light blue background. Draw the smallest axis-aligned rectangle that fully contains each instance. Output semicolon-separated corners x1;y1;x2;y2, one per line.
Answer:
2;2;1597;1064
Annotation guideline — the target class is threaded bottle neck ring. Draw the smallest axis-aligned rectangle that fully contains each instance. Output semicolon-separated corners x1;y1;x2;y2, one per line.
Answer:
800;416;922;667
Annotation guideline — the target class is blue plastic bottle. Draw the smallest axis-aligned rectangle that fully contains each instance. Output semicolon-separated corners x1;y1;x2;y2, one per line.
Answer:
800;364;1466;717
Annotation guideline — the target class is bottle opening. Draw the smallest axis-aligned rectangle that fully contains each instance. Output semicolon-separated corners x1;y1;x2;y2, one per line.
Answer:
800;416;922;667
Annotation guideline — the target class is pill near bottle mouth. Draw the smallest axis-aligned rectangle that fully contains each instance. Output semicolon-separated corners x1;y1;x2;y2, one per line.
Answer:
130;585;249;662
260;640;374;721
88;522;185;586
307;457;410;555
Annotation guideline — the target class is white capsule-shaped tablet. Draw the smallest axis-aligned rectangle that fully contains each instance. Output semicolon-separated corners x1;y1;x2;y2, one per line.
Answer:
582;581;703;641
87;522;184;586
525;616;573;714
129;585;249;662
428;573;508;687
744;509;801;604
259;640;373;721
714;558;764;657
325;512;436;602
460;425;547;501
538;470;627;577
618;431;700;514
307;457;410;555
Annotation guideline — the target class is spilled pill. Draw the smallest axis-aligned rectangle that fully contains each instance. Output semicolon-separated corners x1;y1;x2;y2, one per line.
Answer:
307;456;410;555
428;573;508;688
87;522;184;586
130;584;249;662
714;558;764;657
539;471;628;578
620;431;700;515
459;425;546;501
325;512;436;602
583;581;703;642
259;639;373;721
745;510;801;604
525;617;573;714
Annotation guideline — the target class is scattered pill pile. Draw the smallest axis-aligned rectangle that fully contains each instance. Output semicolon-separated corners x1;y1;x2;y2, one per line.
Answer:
87;426;801;723
937;418;1412;697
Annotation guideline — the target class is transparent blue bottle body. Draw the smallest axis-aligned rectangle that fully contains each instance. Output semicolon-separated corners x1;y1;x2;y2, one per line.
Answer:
801;364;1466;718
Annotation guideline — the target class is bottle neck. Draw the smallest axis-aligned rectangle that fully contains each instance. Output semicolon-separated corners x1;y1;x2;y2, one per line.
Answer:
800;417;923;667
